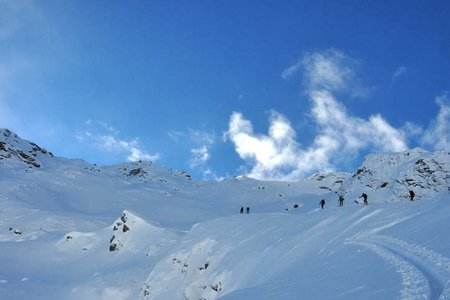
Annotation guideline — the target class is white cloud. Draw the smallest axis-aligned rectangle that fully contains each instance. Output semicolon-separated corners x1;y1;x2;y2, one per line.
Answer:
226;49;409;180
97;134;159;162
310;90;407;153
128;147;158;162
421;93;450;151
189;146;210;168
224;111;299;179
187;130;216;177
301;49;370;98
188;131;224;180
169;128;216;166
168;128;218;178
402;121;423;138
225;106;407;180
201;168;225;181
79;121;159;162
368;115;408;152
303;50;352;92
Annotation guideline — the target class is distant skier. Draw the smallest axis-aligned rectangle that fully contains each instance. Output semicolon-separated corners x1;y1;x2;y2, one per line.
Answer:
339;195;344;207
409;190;415;201
246;207;250;214
360;193;368;205
320;199;326;209
240;207;244;214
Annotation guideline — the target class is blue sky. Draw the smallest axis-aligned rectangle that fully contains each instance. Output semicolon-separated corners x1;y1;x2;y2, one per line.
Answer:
1;1;449;180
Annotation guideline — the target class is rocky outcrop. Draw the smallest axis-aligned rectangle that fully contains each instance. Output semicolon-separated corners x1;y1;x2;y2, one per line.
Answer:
109;212;131;252
0;129;53;168
346;148;450;201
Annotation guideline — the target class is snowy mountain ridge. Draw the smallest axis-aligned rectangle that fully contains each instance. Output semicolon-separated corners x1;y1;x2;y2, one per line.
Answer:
1;128;448;203
0;128;449;299
343;147;450;202
0;129;53;169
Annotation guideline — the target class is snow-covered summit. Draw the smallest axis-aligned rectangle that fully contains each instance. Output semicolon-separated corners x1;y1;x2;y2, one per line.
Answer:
58;210;175;256
0;129;53;168
344;148;450;202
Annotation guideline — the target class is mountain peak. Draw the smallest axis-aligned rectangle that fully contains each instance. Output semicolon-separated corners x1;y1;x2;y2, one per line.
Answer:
0;128;19;140
348;148;450;201
0;128;53;169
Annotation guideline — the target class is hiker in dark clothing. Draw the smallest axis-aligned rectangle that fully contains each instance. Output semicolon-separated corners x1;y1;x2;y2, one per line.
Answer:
339;195;344;207
246;207;250;214
240;207;244;214
320;199;326;209
409;190;415;201
360;193;368;205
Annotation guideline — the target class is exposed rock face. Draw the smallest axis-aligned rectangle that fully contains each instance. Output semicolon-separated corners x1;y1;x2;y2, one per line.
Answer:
307;172;351;194
109;212;132;252
345;148;450;201
0;129;53;168
128;168;147;177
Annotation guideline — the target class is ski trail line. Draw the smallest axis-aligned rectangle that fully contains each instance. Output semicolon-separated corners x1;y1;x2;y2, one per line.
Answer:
348;239;430;299
346;234;450;300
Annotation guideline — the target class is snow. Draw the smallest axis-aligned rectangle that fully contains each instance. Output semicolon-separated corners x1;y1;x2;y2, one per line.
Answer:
0;128;449;299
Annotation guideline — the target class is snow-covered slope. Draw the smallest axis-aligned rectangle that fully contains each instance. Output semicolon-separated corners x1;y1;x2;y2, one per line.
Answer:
0;129;449;299
343;148;450;202
141;195;450;300
0;129;54;169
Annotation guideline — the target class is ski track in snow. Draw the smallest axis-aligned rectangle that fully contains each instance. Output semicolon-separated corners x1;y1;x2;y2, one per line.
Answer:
347;234;450;300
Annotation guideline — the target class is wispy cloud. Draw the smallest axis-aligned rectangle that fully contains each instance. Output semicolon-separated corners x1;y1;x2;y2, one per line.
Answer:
167;130;184;142
78;121;159;162
282;49;370;98
281;61;302;80
168;129;215;146
187;130;216;179
421;93;450;151
303;49;371;98
226;49;408;180
392;66;407;80
168;128;218;179
188;129;216;146
95;135;159;162
189;146;210;168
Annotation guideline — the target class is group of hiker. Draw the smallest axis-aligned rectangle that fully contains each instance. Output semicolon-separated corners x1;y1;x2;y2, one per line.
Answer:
240;206;250;214
319;190;416;209
239;190;417;214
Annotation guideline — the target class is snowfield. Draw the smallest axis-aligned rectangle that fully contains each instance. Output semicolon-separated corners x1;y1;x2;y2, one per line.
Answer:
0;129;449;299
